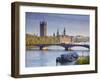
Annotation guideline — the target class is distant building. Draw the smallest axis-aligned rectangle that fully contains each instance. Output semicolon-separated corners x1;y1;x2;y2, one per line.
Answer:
40;21;47;36
72;35;89;42
59;35;72;44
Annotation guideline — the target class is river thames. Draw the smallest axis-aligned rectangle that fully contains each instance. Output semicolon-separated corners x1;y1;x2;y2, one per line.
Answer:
25;46;89;67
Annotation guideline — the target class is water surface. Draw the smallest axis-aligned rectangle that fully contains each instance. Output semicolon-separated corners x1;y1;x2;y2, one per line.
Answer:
25;46;89;67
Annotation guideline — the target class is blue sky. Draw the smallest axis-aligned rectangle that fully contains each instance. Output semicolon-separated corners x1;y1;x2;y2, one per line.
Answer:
25;12;89;36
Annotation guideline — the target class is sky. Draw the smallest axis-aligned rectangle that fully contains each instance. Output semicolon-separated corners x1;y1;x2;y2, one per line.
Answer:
25;12;90;36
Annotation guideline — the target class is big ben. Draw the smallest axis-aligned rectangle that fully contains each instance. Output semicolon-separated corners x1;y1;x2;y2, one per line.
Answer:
40;21;47;36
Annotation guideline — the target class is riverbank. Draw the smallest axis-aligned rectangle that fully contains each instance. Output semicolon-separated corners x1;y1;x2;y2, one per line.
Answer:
75;56;89;65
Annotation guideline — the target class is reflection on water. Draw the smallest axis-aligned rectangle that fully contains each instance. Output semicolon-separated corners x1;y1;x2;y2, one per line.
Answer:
25;46;89;67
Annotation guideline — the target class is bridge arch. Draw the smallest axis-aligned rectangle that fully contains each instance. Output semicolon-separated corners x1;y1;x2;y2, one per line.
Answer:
64;44;89;50
42;45;65;50
69;46;89;50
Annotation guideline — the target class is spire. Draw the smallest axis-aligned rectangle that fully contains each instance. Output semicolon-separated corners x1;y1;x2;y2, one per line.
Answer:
57;29;59;37
53;33;55;37
63;27;66;36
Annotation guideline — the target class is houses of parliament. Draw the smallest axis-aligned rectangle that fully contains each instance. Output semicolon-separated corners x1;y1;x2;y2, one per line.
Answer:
40;21;72;44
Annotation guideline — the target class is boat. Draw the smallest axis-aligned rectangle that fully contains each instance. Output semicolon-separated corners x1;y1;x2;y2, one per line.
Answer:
56;52;79;64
